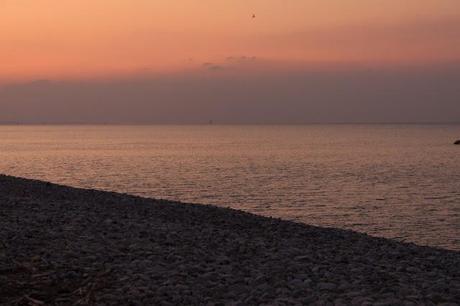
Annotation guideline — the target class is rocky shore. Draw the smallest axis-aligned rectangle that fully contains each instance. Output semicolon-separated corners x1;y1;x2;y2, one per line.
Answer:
1;175;459;305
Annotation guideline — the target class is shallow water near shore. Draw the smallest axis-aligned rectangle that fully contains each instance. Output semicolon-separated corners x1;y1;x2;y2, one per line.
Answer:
1;124;459;250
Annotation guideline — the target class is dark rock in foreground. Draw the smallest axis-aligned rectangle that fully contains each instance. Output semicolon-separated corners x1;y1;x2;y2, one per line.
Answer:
0;175;459;305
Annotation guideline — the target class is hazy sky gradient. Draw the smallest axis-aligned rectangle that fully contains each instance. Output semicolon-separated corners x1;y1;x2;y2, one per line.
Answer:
1;1;459;123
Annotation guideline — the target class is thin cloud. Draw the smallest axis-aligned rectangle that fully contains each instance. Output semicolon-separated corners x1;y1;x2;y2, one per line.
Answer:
202;63;225;71
256;16;460;62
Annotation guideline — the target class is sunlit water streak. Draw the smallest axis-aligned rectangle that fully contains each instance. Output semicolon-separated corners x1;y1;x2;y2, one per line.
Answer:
1;124;459;250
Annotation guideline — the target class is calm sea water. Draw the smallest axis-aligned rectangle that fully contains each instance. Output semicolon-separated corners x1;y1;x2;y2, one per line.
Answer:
0;125;459;250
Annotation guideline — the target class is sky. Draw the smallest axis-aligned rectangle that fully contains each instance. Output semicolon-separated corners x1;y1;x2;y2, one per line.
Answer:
1;0;460;123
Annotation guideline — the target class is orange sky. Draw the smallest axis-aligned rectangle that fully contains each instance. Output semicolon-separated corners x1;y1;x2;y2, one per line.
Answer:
1;0;460;80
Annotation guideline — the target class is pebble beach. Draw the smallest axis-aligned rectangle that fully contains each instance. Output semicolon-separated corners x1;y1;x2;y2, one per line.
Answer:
1;174;459;305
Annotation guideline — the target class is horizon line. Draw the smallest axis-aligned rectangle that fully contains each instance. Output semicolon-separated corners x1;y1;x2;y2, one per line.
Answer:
1;122;460;126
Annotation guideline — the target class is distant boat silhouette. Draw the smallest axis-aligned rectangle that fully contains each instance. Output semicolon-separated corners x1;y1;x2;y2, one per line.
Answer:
455;140;460;145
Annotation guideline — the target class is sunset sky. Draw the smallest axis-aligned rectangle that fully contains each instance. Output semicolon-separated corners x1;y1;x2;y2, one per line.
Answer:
1;0;460;123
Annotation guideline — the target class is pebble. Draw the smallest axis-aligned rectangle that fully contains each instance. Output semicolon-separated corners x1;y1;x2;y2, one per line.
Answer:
318;282;338;291
0;174;459;305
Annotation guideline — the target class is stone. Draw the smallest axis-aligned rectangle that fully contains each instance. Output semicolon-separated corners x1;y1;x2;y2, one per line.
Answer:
318;282;337;291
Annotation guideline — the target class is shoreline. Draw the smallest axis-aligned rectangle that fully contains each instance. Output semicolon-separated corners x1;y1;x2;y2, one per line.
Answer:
1;174;459;304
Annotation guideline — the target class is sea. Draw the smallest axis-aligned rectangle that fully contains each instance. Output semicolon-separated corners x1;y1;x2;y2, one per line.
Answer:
1;124;459;250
